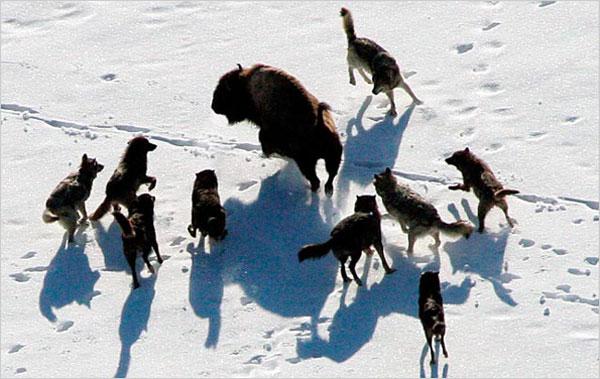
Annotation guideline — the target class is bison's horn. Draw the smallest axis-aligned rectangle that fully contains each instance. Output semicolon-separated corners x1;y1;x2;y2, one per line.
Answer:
236;63;243;71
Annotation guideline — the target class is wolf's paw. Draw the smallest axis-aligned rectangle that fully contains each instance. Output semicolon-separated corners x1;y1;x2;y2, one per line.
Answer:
385;268;397;275
355;278;363;286
324;182;334;197
148;177;157;191
387;108;398;117
413;98;424;105
349;78;356;86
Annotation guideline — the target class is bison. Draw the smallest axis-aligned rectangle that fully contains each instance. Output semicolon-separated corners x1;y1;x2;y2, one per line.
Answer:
211;64;343;196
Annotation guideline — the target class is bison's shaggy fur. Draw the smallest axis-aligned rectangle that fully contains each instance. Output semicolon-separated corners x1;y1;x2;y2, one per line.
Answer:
211;64;343;195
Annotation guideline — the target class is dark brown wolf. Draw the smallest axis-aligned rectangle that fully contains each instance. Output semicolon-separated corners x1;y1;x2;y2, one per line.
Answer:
373;168;473;254
419;271;448;365
113;193;162;289
298;195;396;286
90;136;157;221
445;147;519;233
187;169;227;241
43;154;104;243
340;7;422;116
211;63;343;195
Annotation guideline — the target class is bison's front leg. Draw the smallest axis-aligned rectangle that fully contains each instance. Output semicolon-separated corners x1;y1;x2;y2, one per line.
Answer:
296;156;320;192
258;129;278;157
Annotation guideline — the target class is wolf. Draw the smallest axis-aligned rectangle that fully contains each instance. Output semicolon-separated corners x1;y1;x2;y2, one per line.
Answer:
211;63;343;195
445;147;519;233
89;136;157;221
113;193;162;289
298;195;396;286
43;154;104;243
419;271;448;365
187;169;227;241
340;7;422;116
373;168;473;254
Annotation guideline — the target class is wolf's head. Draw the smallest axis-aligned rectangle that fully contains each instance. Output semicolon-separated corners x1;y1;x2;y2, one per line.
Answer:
79;154;104;178
373;167;397;196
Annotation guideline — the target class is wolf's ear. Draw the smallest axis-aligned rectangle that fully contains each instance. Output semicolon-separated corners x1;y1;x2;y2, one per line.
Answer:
82;153;88;162
464;147;470;152
385;167;392;175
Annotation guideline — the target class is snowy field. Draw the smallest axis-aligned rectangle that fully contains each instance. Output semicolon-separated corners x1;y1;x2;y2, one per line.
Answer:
1;1;598;377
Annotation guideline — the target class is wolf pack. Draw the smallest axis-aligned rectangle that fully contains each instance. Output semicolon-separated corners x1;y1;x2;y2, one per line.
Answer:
41;8;520;365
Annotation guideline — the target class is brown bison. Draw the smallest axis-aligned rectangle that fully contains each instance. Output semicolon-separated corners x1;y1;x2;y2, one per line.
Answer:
211;64;343;196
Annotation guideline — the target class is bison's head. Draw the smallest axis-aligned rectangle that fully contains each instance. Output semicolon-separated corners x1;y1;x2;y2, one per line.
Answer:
211;64;249;124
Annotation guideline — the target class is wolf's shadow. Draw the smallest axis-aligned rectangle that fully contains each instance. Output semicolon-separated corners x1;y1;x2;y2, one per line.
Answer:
295;247;473;363
336;96;415;209
187;240;224;349
222;163;337;333
114;271;158;378
39;231;100;322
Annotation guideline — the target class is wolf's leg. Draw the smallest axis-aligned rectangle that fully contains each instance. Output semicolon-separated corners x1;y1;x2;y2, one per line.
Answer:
441;334;448;358
338;254;351;283
126;250;140;289
477;201;493;233
374;240;396;274
151;236;162;264
431;230;441;253
426;329;435;365
448;183;469;191
407;229;417;254
399;79;423;105
142;247;155;274
348;66;357;86
145;176;157;191
296;157;320;192
348;251;363;286
76;202;89;224
497;199;514;227
399;220;409;233
358;68;372;84
385;90;397;117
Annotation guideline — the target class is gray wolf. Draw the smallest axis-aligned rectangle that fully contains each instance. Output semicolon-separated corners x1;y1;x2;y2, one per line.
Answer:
445;147;519;233
340;7;422;116
211;63;343;196
419;271;448;365
43;154;104;243
90;136;157;221
187;169;227;241
113;193;162;289
373;168;473;254
298;195;396;286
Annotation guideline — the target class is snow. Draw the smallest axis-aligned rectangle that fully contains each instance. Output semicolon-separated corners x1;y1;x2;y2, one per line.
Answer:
1;1;598;377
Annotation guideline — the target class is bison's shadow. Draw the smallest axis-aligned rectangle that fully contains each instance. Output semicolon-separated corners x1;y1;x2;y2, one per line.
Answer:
222;163;337;335
336;96;416;209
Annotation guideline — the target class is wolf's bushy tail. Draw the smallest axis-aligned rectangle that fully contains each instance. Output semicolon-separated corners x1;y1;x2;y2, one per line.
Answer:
494;189;519;199
42;209;59;223
340;8;356;43
437;220;473;238
89;197;112;221
113;211;134;238
298;239;333;262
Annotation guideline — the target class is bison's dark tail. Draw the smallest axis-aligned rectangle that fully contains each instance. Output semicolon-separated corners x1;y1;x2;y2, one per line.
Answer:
340;7;356;43
298;239;333;262
89;197;112;221
42;209;59;223
494;189;519;199
113;211;134;238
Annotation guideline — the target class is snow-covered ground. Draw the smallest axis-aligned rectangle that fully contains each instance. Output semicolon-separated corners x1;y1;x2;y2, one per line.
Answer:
1;1;598;377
